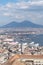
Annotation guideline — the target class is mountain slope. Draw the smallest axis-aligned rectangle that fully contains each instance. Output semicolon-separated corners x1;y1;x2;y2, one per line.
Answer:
2;20;43;28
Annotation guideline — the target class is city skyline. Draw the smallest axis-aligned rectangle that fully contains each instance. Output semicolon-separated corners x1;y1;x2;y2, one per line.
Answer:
0;0;43;26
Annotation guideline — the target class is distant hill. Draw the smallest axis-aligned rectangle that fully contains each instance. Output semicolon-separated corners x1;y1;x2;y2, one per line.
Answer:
2;20;43;28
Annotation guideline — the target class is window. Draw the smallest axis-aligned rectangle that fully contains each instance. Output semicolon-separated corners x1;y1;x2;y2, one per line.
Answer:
25;60;34;65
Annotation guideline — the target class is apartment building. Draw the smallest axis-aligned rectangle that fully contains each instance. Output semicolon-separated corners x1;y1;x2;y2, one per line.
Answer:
4;54;43;65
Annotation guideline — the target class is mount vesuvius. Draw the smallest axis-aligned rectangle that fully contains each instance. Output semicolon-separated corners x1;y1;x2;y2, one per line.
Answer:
2;20;43;28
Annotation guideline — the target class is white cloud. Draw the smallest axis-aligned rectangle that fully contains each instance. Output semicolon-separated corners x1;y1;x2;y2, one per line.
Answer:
3;12;12;16
30;1;43;6
16;2;29;9
0;0;43;25
6;3;12;8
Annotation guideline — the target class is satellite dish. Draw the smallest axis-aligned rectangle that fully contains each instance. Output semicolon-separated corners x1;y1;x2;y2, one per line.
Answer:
35;43;39;47
29;42;34;45
23;43;27;45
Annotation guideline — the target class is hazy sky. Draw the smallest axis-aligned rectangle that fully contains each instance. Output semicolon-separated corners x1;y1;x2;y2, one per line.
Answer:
0;0;43;26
